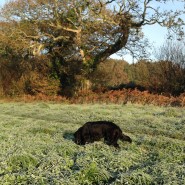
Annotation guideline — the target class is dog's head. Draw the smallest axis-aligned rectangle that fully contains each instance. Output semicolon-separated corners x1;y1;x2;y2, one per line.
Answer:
125;135;132;143
121;134;132;143
74;129;82;145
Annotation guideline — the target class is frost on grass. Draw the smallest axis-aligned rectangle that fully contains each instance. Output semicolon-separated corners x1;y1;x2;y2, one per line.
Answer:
0;103;184;184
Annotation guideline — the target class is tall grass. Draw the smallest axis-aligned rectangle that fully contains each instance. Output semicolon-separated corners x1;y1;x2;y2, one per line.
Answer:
0;103;184;184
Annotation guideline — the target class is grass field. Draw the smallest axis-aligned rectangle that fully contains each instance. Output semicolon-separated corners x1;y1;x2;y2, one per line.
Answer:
0;102;184;185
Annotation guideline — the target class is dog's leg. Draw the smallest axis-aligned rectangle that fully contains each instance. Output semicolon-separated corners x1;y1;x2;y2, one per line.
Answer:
105;129;120;148
113;142;120;148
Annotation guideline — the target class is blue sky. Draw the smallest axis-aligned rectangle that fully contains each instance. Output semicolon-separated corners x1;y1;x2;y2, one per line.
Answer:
0;0;5;8
0;0;184;63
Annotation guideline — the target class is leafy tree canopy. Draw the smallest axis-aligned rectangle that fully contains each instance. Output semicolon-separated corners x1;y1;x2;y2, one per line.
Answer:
1;0;184;64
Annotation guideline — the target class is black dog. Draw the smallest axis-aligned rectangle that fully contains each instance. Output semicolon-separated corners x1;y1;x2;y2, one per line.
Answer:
74;121;132;148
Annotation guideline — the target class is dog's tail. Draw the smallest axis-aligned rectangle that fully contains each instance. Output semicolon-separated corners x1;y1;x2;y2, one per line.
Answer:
120;133;132;143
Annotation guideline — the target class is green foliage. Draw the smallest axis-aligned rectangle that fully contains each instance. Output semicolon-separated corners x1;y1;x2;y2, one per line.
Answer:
8;155;38;172
0;103;184;184
76;162;110;184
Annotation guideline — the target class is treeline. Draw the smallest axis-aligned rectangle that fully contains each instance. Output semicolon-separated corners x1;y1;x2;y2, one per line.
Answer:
92;58;185;96
126;60;185;96
0;56;185;97
1;36;185;97
0;32;185;97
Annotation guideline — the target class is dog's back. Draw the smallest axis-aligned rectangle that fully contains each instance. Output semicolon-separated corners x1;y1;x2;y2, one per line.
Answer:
84;121;121;130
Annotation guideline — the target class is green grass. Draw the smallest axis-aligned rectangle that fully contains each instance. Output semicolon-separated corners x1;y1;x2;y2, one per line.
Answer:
0;102;184;185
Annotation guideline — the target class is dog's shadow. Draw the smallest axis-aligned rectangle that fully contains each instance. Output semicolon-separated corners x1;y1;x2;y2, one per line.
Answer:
63;131;74;141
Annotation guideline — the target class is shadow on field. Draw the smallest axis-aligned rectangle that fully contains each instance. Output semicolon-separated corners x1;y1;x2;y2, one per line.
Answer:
63;131;74;141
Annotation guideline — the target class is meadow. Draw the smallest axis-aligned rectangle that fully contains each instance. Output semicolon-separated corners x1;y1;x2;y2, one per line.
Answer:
0;102;184;184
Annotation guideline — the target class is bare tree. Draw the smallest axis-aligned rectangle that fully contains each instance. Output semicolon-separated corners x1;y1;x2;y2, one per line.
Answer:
0;0;184;96
155;39;185;95
156;39;185;68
